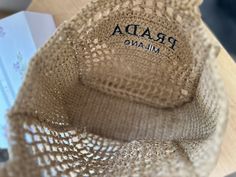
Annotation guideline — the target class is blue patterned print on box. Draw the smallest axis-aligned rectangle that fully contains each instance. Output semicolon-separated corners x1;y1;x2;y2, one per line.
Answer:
0;11;56;148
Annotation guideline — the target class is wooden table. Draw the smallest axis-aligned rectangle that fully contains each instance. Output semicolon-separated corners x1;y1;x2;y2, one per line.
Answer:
28;1;236;176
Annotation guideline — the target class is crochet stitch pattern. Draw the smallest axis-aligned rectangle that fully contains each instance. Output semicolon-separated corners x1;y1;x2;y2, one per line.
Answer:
0;0;228;177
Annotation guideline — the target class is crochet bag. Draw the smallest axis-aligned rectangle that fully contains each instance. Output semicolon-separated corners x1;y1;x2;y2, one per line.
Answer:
0;0;228;176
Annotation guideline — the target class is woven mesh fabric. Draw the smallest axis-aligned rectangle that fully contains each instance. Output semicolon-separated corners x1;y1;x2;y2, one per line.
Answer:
0;0;228;177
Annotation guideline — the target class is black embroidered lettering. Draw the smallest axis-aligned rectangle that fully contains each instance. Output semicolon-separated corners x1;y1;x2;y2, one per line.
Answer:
168;37;177;50
112;24;123;36
140;27;152;40
155;33;166;44
125;24;139;36
131;40;138;46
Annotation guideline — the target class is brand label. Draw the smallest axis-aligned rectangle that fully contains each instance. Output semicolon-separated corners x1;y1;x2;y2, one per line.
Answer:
111;24;178;54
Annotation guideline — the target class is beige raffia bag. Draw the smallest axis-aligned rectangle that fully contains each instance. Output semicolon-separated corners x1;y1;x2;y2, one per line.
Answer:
0;0;228;176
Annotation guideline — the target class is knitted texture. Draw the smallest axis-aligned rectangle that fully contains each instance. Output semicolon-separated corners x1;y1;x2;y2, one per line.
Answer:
0;0;228;177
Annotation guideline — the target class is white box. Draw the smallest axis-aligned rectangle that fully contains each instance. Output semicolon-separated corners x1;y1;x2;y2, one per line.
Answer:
0;11;56;148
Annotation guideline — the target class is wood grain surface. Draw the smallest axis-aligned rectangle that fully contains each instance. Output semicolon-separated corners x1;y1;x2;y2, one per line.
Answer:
27;1;236;176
